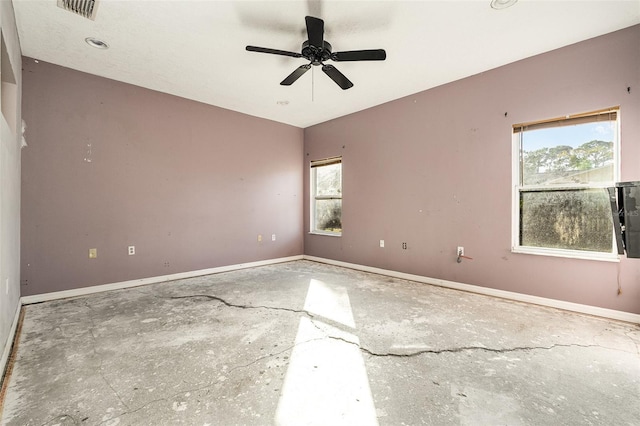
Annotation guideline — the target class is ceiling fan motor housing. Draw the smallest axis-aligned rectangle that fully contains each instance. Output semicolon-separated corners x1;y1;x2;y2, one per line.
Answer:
245;16;386;89
302;40;332;65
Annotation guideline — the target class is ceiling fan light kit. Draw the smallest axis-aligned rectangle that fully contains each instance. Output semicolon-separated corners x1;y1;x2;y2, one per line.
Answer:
246;16;386;90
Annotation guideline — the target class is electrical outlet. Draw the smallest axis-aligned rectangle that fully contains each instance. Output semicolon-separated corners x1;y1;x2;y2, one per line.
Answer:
380;239;385;248
272;234;276;241
89;248;97;259
257;234;262;242
128;246;135;255
402;242;408;250
457;246;464;256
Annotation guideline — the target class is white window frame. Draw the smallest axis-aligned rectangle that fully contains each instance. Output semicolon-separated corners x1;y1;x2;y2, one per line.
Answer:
310;156;342;236
511;108;620;261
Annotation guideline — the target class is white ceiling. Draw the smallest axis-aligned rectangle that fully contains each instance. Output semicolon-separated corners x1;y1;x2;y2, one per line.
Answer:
12;0;640;128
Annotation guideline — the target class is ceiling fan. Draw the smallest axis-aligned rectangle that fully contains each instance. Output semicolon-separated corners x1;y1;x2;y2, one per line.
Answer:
246;16;386;90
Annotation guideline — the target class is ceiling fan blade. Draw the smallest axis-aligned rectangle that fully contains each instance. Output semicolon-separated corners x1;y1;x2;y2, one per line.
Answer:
305;16;324;48
322;64;353;90
280;64;312;86
332;49;386;61
246;45;302;58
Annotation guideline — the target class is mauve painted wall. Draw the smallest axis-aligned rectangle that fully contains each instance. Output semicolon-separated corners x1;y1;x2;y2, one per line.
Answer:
21;59;303;296
304;25;640;314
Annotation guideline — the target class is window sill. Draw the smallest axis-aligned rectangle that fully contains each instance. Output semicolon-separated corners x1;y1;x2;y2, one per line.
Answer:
512;246;620;262
309;231;342;237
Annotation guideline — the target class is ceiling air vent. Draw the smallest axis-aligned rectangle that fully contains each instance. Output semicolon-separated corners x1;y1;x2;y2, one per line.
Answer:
57;0;99;20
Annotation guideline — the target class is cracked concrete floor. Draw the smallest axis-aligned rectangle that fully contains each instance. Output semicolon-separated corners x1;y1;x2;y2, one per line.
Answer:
1;260;639;425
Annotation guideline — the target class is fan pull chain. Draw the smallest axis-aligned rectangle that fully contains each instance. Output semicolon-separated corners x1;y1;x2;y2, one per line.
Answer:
312;66;315;102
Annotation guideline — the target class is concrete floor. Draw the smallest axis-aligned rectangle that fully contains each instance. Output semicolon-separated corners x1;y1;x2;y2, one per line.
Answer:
1;260;639;425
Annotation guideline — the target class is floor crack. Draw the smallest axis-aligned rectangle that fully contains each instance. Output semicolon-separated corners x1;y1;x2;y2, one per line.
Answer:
168;294;317;318
98;396;169;425
39;413;80;426
307;319;609;358
105;339;322;422
103;318;327;421
227;342;297;374
83;301;131;413
357;342;605;358
171;294;630;359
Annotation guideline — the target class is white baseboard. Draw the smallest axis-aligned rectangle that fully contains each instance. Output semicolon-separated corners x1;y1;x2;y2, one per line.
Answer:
303;255;640;324
18;254;640;324
1;301;21;381
21;255;304;305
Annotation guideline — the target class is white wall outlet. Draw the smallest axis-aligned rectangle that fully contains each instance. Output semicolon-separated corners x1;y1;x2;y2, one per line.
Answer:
380;240;385;248
257;234;262;242
272;234;276;241
128;246;135;255
457;246;464;256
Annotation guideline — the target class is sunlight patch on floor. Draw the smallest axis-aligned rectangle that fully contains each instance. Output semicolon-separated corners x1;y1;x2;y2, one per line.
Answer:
303;278;356;328
274;279;378;426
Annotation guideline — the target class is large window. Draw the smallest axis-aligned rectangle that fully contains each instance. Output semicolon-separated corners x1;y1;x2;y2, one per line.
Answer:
513;108;619;259
311;157;342;235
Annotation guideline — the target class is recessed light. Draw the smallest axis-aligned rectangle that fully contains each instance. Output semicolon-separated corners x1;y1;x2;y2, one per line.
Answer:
85;37;109;49
490;0;518;9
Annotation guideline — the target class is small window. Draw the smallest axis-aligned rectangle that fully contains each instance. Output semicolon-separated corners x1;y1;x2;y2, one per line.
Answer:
311;157;342;235
513;108;619;258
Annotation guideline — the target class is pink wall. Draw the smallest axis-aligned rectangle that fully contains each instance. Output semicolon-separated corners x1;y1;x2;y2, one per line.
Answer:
304;25;640;314
20;26;640;314
21;59;303;296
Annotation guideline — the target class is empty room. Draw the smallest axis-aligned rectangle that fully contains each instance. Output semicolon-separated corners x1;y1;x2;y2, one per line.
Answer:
1;0;640;424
